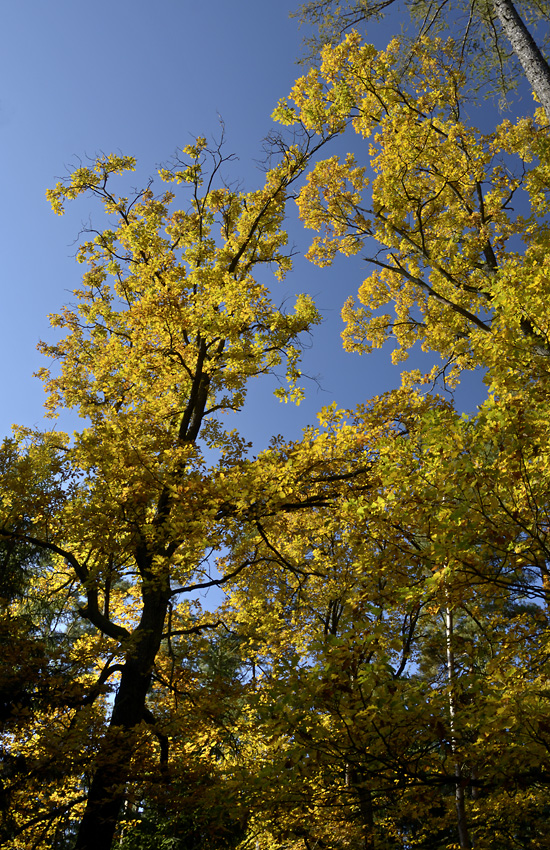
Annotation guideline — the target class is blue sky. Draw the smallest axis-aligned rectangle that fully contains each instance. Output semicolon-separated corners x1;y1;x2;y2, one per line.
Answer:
1;0;504;450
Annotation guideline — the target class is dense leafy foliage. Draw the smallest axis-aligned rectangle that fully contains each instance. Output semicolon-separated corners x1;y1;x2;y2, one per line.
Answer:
2;2;550;849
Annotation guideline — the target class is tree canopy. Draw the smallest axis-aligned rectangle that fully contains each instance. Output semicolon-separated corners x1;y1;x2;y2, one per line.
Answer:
2;2;550;849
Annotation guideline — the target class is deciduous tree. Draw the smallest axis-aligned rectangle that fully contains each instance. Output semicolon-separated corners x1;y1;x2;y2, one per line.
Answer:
274;31;550;392
4;5;550;849
227;390;550;848
294;0;550;115
0;131;331;849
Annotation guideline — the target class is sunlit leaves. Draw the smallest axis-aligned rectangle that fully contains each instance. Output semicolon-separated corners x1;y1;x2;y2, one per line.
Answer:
275;31;550;390
0;134;330;846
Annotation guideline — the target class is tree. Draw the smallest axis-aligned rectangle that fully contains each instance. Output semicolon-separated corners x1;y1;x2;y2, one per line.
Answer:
273;30;550;393
493;0;550;115
3;4;550;848
226;390;550;848
293;0;550;116
0;130;333;849
116;630;248;850
216;22;550;847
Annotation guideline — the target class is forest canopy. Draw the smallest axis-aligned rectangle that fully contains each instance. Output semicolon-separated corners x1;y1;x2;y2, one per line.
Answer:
2;2;550;849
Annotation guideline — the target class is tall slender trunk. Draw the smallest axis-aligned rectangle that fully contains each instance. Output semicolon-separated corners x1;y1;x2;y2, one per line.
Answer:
445;600;472;850
492;0;550;118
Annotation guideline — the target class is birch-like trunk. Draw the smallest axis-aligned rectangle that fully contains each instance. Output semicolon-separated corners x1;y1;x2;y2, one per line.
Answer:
492;0;550;119
445;601;472;850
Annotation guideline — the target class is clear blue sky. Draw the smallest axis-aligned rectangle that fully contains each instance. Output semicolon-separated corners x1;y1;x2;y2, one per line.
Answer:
1;0;496;449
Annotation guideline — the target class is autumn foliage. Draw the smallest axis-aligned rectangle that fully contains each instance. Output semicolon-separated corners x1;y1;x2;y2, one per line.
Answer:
2;4;550;850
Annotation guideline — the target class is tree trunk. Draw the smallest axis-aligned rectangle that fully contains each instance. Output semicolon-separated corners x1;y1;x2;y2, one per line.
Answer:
74;590;169;850
445;602;472;850
492;0;550;119
350;768;375;850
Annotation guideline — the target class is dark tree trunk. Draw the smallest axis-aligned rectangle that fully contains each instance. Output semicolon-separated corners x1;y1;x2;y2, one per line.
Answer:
73;589;169;850
492;0;550;119
350;768;375;850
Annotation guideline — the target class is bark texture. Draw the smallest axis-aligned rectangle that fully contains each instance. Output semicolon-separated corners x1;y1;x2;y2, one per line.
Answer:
445;603;472;850
492;0;550;119
73;585;169;850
